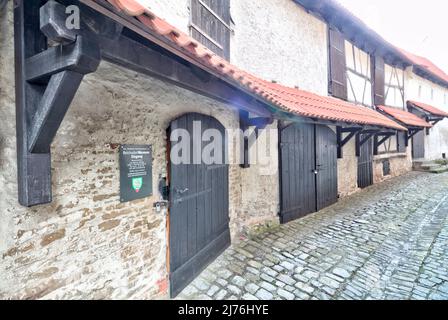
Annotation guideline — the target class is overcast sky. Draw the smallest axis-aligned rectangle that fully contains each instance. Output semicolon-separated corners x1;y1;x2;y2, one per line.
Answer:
337;0;448;73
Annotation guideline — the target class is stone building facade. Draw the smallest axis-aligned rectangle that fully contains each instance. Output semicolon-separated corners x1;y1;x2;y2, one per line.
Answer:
0;0;447;299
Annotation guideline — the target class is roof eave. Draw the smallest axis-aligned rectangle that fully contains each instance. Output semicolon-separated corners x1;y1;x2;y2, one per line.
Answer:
293;0;412;68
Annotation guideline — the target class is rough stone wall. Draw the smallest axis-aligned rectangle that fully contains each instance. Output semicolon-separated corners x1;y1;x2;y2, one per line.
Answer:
337;136;359;198
230;0;329;94
0;2;278;299
373;150;412;184
240;122;279;227
405;68;448;160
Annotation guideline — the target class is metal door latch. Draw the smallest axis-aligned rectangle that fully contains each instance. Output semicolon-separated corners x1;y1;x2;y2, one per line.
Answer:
175;187;189;194
153;201;169;213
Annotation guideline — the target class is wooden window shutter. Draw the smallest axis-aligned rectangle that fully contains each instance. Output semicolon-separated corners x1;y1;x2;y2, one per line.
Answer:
373;56;385;105
190;0;231;60
328;27;347;100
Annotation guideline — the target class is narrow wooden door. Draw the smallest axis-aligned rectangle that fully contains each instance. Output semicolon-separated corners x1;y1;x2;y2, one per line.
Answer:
357;134;374;188
169;113;230;297
279;123;316;223
315;125;338;211
412;130;425;159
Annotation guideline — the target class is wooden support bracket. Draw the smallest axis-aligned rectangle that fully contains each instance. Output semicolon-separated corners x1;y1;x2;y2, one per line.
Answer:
239;110;273;168
373;132;396;155
15;0;100;206
407;128;422;142
355;130;379;157
336;126;362;158
14;0;273;206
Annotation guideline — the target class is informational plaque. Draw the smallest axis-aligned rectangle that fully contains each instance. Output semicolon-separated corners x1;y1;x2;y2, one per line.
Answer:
119;145;152;202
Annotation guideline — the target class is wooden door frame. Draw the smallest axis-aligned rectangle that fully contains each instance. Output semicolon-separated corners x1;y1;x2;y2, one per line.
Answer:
166;112;231;297
165;127;172;277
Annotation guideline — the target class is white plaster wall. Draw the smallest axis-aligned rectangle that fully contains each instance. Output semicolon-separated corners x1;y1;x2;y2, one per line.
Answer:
405;68;448;160
230;0;329;94
337;137;359;197
137;0;190;33
345;41;372;106
133;1;329;94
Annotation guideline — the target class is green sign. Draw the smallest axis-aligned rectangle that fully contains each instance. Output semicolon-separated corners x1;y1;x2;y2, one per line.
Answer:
119;145;152;202
132;177;143;193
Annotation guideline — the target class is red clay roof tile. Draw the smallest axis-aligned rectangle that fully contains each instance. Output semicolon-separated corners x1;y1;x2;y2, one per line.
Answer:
408;100;448;118
399;48;448;85
105;0;406;131
377;105;432;128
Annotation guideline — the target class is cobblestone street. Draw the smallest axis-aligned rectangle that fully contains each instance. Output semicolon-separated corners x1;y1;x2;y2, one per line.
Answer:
178;172;448;300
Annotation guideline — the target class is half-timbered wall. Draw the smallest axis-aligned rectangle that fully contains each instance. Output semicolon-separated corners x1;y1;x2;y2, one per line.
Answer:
376;134;398;154
405;68;448;160
384;64;405;109
345;41;373;107
373;61;410;180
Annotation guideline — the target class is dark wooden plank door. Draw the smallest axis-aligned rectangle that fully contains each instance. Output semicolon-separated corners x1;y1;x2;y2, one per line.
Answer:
280;124;338;224
169;113;230;297
280;123;316;223
357;134;374;188
412;130;425;159
315;125;338;211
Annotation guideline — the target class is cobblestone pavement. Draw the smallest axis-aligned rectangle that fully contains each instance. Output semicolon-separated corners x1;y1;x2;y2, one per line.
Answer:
177;172;448;300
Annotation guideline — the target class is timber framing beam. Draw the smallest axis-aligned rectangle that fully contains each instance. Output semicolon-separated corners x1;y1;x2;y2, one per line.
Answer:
373;132;396;155
15;0;274;206
407;128;423;146
336;126;362;159
425;117;443;135
239;110;273;168
15;0;100;206
355;130;379;157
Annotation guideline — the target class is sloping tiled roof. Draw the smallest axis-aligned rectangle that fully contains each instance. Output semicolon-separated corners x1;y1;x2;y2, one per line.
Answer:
104;0;406;131
408;100;448;118
377;105;432;128
399;48;448;85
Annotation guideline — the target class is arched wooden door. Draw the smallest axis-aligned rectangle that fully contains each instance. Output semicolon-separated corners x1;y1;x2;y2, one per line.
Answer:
168;113;230;297
279;123;338;223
